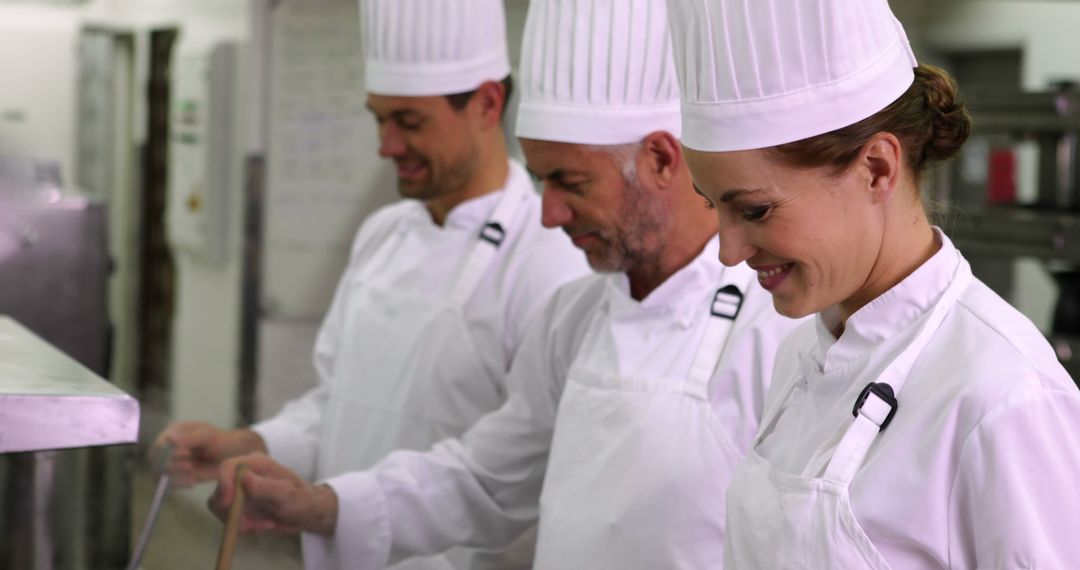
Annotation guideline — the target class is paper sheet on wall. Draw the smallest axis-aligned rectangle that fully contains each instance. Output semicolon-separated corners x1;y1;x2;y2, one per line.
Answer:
262;0;396;319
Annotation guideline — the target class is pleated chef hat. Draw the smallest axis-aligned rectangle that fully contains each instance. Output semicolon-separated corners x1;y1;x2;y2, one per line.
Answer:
516;0;682;145
361;0;512;97
666;0;918;152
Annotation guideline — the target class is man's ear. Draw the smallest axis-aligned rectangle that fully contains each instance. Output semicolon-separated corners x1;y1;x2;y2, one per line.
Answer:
638;130;682;191
469;80;507;130
861;132;902;204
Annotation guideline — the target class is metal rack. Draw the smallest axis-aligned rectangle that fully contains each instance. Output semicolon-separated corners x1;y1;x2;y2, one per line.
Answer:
948;205;1080;263
943;86;1080;381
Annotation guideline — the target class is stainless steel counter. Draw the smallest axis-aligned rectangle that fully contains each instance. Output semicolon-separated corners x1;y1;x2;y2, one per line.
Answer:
0;316;140;569
0;316;138;453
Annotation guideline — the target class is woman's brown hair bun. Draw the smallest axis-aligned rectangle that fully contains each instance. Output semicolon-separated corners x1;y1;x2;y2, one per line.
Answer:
917;64;973;164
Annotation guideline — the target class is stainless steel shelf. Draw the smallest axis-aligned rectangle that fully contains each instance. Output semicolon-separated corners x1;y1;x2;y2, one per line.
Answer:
945;206;1080;264
970;90;1080;132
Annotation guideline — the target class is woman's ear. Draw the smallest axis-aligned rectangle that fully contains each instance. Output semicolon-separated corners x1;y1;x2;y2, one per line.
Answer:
861;132;903;203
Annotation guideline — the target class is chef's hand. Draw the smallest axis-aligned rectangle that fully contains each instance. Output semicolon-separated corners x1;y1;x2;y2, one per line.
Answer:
208;453;338;536
154;422;267;487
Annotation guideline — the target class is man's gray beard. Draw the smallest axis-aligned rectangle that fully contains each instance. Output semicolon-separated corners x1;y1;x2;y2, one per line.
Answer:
588;175;669;274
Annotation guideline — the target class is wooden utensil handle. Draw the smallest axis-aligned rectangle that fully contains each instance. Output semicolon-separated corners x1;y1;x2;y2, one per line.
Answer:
215;464;247;570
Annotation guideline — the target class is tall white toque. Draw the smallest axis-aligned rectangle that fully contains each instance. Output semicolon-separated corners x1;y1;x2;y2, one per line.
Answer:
516;0;682;145
665;0;918;152
360;0;512;97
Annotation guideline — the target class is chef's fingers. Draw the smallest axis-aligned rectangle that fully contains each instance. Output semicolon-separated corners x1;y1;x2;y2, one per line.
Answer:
190;460;228;485
239;515;299;535
242;468;295;501
207;483;229;522
157;421;213;451
236;453;296;480
214;455;248;509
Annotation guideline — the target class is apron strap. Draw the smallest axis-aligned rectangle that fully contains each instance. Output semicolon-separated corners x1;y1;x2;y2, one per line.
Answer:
823;253;973;483
686;263;757;389
448;162;528;308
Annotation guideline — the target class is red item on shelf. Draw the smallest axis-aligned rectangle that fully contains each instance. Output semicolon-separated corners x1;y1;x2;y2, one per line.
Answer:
987;147;1017;204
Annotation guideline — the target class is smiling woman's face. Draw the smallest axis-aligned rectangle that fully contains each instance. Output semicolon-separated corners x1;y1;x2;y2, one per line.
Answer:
683;146;884;318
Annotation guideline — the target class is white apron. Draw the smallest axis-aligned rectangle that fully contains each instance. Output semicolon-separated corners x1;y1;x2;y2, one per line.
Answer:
317;186;525;570
533;264;756;569
723;254;973;570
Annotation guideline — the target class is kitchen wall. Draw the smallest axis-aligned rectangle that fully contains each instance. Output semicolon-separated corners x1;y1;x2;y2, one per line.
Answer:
0;6;82;178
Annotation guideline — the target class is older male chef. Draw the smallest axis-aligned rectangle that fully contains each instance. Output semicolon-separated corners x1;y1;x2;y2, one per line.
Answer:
158;0;588;568
208;0;803;568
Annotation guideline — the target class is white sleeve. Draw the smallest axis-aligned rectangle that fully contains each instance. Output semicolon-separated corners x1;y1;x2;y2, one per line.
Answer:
251;223;377;481
949;386;1080;569
500;236;589;361
250;387;327;482
300;300;570;569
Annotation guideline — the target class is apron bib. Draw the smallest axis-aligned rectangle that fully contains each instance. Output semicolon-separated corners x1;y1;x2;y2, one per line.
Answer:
534;265;756;569
724;253;973;569
318;183;525;480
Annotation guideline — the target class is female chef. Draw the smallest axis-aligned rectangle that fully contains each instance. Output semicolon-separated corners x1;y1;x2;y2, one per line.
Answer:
665;0;1080;567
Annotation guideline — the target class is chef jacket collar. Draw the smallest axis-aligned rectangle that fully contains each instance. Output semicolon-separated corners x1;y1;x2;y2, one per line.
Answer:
402;161;526;232
604;237;736;326
813;227;958;373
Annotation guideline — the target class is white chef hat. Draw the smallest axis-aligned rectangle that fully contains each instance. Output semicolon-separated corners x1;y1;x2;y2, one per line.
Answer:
515;0;681;145
361;0;512;97
666;0;918;152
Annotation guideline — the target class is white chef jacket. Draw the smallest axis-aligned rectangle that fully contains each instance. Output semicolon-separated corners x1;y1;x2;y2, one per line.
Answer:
301;238;804;569
752;228;1080;568
252;160;588;567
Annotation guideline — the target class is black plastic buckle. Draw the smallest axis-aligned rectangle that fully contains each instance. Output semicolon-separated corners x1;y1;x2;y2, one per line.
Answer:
479;222;506;247
852;382;898;432
711;285;744;320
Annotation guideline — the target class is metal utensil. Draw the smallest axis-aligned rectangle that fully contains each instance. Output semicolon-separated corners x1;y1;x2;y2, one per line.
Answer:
125;443;175;570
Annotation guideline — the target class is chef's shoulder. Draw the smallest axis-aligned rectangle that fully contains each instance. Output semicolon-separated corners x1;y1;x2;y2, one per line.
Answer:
509;273;609;380
535;273;608;328
519;273;607;351
933;279;1079;426
345;199;425;257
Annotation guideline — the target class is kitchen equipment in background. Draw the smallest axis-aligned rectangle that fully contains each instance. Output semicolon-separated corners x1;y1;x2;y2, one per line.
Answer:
167;42;241;267
1052;84;1080;210
0;154;135;569
958;85;1080;211
0;155;109;374
945;84;1080;386
1052;271;1080;336
987;147;1017;205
